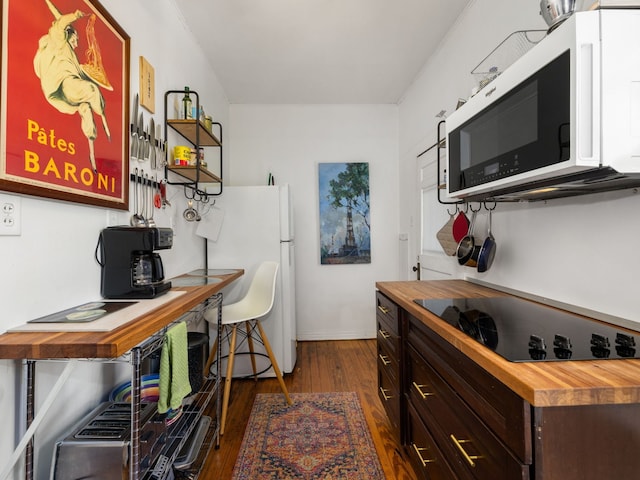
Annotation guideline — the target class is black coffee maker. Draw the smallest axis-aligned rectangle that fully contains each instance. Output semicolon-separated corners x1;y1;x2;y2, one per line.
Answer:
97;226;173;299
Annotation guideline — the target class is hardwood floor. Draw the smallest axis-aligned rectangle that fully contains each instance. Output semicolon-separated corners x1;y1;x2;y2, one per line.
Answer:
199;339;418;479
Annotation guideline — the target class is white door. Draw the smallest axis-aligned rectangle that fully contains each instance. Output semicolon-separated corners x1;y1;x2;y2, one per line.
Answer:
417;132;464;280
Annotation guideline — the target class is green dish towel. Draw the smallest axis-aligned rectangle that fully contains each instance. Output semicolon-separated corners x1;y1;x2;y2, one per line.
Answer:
157;322;192;414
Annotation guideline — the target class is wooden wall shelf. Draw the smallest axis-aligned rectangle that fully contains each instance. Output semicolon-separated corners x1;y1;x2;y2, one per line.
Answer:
167;119;221;147
164;90;223;195
167;165;222;184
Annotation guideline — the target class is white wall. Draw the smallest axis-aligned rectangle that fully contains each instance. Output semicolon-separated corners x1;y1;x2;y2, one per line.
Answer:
227;104;401;339
0;0;230;477
399;0;640;325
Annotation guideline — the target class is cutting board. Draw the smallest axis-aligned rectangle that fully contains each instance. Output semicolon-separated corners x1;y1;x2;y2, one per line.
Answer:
436;215;458;256
9;291;187;332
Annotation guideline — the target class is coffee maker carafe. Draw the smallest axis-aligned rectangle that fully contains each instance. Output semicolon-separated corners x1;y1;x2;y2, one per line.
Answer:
132;252;164;287
97;226;173;299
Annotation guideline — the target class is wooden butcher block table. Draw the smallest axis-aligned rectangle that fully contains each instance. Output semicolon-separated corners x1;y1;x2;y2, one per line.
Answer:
0;269;243;480
0;270;243;360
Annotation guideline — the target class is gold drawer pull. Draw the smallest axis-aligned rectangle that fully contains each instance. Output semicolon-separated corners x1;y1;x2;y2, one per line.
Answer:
412;443;436;466
378;353;391;366
450;435;483;467
377;305;390;314
412;381;434;399
379;387;393;401
378;329;390;339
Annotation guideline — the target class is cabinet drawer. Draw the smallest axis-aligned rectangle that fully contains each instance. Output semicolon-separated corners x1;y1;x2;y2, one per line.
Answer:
376;291;399;335
378;361;402;441
377;317;400;366
406;344;443;421
377;335;399;383
406;402;457;480
407;314;531;464
407;344;530;480
423;387;530;480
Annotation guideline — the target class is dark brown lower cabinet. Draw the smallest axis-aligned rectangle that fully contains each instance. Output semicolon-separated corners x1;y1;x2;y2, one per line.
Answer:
376;291;403;444
406;341;530;480
376;291;640;480
406;401;458;480
378;347;402;436
533;404;640;480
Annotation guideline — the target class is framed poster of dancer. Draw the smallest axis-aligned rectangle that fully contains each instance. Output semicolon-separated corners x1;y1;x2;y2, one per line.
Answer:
0;0;130;209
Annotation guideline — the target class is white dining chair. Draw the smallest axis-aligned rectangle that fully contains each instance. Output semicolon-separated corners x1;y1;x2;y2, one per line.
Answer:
204;261;292;436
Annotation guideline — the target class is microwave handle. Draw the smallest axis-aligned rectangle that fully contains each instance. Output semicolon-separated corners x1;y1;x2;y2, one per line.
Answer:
577;41;600;165
436;120;463;206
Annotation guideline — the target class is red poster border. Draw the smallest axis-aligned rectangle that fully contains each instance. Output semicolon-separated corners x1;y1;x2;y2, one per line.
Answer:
0;0;130;210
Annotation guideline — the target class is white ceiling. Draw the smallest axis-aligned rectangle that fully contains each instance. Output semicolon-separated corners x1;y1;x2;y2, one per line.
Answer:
173;0;472;104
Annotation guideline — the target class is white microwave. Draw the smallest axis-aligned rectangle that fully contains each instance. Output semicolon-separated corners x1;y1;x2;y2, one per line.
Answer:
446;9;640;201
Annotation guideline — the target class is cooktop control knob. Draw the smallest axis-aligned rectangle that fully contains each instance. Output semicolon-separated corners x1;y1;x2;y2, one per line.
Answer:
528;334;546;351
553;334;572;350
553;334;572;359
528;334;547;360
615;332;636;348
614;333;636;358
590;333;610;348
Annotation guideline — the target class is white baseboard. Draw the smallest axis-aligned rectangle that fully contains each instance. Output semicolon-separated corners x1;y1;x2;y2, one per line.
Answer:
297;332;376;341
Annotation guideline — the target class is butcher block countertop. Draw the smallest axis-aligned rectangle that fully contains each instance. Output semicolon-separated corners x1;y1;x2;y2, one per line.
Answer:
376;279;640;408
0;269;243;360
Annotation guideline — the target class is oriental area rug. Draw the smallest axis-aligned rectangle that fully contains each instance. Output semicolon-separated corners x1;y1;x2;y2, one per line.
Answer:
231;392;385;479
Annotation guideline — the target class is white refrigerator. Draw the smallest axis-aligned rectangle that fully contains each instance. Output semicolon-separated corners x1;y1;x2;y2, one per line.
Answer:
197;185;297;377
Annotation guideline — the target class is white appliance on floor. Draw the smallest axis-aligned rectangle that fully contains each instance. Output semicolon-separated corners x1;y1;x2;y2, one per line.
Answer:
198;185;296;377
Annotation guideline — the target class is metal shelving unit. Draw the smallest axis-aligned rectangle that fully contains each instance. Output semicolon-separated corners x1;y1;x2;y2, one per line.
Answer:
164;90;223;197
136;294;222;480
21;293;223;480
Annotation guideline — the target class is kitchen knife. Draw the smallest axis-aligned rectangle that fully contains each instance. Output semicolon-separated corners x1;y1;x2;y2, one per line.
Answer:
156;124;162;170
143;117;150;160
137;112;145;161
160;134;167;168
149;117;156;169
130;94;138;160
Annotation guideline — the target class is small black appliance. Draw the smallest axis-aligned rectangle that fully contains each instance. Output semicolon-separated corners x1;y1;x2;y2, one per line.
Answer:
97;226;173;299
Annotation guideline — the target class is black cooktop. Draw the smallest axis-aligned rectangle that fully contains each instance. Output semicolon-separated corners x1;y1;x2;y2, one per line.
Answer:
413;297;638;362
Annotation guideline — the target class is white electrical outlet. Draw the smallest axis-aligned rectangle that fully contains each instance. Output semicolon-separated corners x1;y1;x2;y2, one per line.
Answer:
106;210;120;226
0;193;21;236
